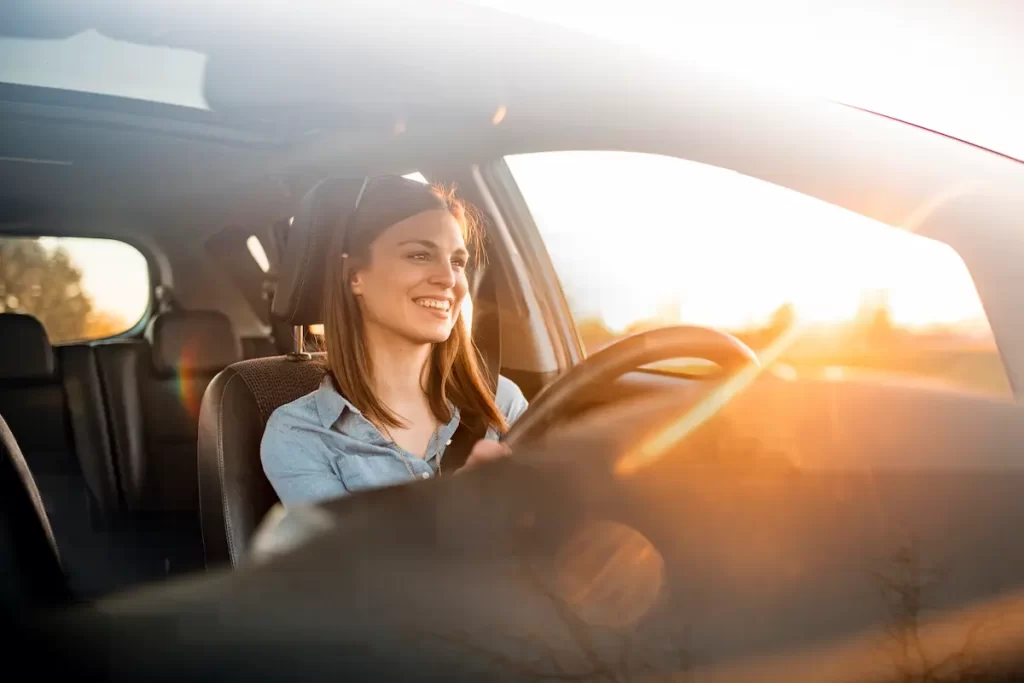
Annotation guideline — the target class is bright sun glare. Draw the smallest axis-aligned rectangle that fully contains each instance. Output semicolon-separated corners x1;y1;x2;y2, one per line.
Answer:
506;151;988;335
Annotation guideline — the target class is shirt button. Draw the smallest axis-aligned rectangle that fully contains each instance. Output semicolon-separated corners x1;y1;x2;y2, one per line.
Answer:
420;472;431;480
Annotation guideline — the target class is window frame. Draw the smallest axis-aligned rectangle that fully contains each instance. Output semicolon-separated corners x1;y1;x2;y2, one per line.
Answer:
477;160;584;373
0;230;157;344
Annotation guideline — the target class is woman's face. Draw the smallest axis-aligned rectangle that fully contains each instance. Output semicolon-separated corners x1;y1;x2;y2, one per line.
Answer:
350;209;469;345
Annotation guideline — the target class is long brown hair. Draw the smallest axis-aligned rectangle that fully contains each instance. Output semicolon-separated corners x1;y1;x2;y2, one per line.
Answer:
320;178;507;435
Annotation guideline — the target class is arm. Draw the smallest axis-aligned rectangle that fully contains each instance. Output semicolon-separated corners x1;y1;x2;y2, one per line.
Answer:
261;421;349;506
464;376;529;470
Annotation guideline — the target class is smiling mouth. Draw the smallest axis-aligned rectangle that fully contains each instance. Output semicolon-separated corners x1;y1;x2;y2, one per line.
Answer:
414;298;452;312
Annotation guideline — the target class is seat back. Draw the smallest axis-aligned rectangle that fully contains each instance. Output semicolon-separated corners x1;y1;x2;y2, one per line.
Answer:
198;355;327;567
0;315;75;500
88;310;240;580
0;412;67;608
0;314;123;597
95;310;241;514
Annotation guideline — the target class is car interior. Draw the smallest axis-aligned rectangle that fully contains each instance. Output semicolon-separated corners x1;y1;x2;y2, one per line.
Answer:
3;2;1024;681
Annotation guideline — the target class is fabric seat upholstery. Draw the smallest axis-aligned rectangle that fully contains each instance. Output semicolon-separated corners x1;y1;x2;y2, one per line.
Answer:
198;356;327;566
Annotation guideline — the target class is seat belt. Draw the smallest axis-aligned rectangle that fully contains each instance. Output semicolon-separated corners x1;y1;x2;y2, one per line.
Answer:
439;264;502;474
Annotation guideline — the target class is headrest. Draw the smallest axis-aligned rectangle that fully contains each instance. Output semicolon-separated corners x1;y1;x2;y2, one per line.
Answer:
272;175;448;326
0;314;54;380
146;310;241;376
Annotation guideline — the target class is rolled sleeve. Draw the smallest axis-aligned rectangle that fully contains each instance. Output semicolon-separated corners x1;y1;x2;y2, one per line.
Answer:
489;375;528;440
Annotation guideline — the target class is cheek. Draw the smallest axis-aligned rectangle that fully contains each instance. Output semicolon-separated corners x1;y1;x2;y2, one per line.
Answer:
361;260;419;297
453;274;470;306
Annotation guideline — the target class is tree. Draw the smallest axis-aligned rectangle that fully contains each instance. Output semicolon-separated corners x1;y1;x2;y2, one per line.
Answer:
85;310;130;339
0;239;94;343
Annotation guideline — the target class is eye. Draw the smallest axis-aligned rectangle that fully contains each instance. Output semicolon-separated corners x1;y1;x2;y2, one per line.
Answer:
451;256;468;269
407;251;431;262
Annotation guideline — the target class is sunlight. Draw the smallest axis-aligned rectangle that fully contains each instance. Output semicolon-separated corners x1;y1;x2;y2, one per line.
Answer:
615;322;799;476
472;1;1024;161
246;235;271;273
507;150;990;337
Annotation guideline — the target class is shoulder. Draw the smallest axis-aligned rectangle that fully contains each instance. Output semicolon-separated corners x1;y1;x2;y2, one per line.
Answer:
495;375;528;424
261;389;322;461
265;389;320;433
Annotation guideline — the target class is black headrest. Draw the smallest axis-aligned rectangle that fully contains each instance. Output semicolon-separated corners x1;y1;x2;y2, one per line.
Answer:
146;310;241;376
273;175;448;326
0;314;54;380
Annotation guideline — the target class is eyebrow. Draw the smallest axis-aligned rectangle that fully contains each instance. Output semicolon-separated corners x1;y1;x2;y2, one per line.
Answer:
397;239;469;256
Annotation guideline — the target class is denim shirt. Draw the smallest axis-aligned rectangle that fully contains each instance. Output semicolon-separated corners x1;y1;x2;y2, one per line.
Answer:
261;375;528;506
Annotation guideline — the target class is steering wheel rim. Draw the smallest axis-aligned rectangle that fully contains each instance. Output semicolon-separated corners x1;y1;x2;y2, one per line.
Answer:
502;325;758;448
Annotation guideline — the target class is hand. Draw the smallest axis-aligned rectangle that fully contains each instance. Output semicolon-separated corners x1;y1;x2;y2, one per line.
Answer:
459;439;511;473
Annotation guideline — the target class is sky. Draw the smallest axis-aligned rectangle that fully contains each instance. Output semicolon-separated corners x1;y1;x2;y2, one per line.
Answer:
6;1;1019;336
39;238;150;328
506;151;987;333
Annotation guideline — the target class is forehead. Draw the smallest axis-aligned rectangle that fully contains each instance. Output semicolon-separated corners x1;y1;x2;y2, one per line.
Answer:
377;209;466;249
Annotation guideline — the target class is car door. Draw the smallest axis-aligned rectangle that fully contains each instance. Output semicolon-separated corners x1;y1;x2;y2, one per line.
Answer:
465;147;1024;678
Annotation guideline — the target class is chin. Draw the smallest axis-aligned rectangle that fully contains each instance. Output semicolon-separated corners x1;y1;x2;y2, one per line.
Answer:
408;325;454;345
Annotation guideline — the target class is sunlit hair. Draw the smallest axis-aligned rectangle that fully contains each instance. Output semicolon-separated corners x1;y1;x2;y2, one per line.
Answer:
320;180;507;435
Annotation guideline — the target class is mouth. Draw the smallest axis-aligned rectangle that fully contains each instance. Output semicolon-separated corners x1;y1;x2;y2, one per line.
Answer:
413;297;453;316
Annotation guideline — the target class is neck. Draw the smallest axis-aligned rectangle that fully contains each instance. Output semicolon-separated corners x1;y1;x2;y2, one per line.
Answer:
364;324;433;411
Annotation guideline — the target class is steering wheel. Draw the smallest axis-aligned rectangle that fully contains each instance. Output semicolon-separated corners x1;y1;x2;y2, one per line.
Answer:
502;325;758;448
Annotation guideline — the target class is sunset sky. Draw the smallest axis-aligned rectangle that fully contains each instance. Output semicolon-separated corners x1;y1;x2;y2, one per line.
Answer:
506;151;988;334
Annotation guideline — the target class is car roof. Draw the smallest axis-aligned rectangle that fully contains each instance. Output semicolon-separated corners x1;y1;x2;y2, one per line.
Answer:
1;1;1022;245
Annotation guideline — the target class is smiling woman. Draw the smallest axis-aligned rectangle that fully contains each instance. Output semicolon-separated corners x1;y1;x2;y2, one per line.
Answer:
261;176;527;507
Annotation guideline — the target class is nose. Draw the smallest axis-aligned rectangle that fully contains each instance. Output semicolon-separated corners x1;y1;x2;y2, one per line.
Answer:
428;259;458;288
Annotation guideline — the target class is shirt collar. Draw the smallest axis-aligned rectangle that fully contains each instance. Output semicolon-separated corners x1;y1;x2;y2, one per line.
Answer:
313;374;462;430
314;375;359;428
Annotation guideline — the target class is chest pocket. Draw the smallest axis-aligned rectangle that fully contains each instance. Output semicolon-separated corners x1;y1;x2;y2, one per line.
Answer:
333;452;417;493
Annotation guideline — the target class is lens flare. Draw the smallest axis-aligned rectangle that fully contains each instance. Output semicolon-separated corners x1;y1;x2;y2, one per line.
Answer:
175;343;204;420
616;323;802;476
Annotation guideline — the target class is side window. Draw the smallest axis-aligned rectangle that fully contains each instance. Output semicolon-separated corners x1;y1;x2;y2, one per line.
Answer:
506;151;1010;397
0;236;149;343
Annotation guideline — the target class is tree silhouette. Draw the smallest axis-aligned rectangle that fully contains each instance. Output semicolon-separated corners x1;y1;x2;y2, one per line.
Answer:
0;239;94;343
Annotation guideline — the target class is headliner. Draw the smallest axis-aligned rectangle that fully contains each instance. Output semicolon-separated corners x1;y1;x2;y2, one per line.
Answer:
1;0;1022;244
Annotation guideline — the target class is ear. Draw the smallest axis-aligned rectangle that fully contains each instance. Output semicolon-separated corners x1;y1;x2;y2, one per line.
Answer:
349;271;364;296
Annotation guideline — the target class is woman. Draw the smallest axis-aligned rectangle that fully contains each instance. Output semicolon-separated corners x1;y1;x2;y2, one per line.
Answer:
261;176;527;506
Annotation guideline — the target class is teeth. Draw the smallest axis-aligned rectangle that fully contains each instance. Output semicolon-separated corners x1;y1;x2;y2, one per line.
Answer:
415;298;450;311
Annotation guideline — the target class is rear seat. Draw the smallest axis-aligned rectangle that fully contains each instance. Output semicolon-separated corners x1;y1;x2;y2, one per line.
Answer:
1;308;242;595
0;314;83;539
93;308;241;574
0;314;133;596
